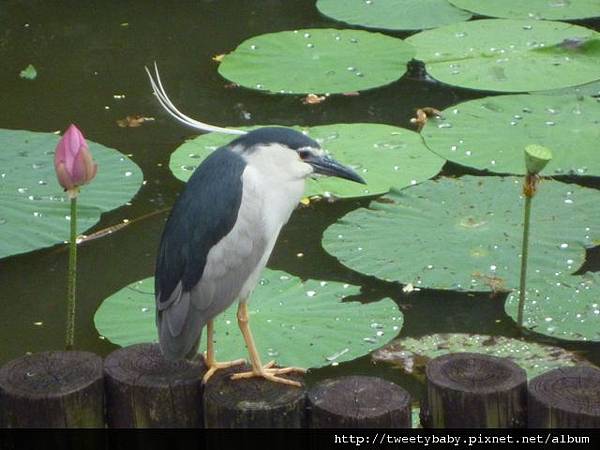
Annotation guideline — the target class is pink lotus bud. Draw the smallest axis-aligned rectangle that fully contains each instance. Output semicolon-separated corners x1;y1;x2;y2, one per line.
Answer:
54;124;97;192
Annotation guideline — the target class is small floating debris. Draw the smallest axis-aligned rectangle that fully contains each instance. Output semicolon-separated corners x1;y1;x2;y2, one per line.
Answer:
116;115;155;128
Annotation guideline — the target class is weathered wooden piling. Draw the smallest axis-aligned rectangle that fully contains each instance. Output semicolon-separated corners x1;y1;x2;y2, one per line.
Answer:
203;364;306;428
528;366;600;428
3;345;597;429
307;376;411;428
103;343;206;428
0;351;104;428
421;352;527;428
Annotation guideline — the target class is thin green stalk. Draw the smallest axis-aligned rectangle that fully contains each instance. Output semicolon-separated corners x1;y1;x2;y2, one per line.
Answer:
66;195;77;350
518;145;552;332
517;189;532;329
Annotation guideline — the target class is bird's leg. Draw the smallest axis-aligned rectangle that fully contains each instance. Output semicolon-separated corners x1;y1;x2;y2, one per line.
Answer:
202;320;245;384
231;302;306;387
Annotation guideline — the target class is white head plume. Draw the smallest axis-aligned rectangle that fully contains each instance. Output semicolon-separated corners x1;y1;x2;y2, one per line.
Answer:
145;62;247;136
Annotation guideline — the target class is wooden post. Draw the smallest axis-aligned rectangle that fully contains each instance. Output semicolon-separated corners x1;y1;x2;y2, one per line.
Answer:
0;351;103;428
203;364;306;428
104;343;206;428
307;376;411;428
528;366;600;428
421;352;527;428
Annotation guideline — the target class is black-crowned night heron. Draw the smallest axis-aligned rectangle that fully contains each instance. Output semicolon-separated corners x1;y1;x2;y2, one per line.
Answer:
146;65;365;387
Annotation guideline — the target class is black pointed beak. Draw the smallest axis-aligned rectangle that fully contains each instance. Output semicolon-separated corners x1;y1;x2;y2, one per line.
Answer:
306;154;366;184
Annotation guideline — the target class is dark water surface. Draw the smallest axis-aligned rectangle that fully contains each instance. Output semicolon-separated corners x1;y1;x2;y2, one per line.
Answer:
1;1;599;405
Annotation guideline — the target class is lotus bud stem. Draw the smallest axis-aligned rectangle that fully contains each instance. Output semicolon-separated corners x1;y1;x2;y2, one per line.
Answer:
517;145;553;330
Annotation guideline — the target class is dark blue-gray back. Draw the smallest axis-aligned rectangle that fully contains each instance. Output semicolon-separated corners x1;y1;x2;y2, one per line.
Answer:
155;146;246;307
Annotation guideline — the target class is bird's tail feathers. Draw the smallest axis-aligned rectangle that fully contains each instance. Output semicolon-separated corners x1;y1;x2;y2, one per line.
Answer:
157;294;206;361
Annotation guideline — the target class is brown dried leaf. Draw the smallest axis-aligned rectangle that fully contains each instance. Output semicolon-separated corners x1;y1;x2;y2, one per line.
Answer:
410;107;442;132
302;93;327;105
116;115;154;128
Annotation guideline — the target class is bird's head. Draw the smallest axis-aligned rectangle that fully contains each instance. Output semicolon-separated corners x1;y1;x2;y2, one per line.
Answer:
230;127;366;185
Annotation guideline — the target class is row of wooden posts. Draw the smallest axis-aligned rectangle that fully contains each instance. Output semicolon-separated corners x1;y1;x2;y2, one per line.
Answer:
0;343;599;428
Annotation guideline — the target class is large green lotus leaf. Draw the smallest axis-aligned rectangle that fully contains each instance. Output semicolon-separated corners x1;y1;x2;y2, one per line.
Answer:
373;333;590;378
505;272;600;342
170;124;444;199
422;94;600;176
535;79;600;97
323;176;600;291
0;129;143;259
218;29;415;94
406;19;600;92
316;0;472;31
449;0;600;20
94;270;402;369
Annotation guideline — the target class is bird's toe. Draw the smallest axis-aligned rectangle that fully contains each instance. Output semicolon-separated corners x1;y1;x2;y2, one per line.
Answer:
202;357;246;384
229;363;305;387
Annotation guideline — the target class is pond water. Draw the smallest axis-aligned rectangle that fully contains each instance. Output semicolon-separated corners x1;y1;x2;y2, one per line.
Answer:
1;0;599;406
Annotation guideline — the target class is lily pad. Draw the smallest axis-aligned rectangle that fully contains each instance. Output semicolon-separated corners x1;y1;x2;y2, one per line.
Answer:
505;271;600;342
373;333;589;378
94;270;402;369
535;79;600;97
170;124;444;199
406;19;600;92
218;28;415;94
0;129;143;259
316;0;472;31
449;0;600;21
422;94;600;176
323;176;600;291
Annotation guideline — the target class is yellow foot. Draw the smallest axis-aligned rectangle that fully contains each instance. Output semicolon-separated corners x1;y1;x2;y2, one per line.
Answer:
202;354;246;384
230;360;306;387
